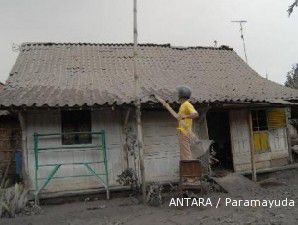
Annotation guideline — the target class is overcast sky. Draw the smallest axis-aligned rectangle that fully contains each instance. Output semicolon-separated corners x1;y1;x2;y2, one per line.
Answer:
0;0;297;84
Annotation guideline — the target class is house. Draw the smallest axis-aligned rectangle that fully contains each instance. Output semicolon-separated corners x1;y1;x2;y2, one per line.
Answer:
0;42;297;198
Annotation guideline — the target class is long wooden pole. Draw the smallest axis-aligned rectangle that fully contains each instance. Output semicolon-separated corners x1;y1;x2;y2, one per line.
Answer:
133;0;146;202
247;109;257;182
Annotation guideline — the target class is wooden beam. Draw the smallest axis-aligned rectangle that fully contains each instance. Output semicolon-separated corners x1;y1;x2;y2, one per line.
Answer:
247;109;257;182
122;108;131;169
18;111;29;182
241;163;298;175
285;107;294;163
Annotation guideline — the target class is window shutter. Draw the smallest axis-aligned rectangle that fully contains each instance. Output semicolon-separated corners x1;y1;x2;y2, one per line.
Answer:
267;109;286;129
253;132;269;153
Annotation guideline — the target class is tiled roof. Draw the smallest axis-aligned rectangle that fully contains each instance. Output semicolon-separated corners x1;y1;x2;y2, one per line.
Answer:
0;82;4;92
0;83;8;115
0;42;297;107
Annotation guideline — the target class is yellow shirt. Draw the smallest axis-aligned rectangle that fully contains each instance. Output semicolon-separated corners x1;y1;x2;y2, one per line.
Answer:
177;101;198;135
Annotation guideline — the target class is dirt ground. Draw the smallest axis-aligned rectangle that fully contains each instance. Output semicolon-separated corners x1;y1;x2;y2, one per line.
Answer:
1;169;297;225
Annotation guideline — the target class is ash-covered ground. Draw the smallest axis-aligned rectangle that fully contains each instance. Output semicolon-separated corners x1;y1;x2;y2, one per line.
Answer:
1;169;297;225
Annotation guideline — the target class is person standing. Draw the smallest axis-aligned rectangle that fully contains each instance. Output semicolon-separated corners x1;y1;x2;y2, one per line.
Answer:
176;86;199;160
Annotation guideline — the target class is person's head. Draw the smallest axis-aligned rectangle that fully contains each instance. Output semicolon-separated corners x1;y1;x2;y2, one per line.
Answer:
177;86;192;103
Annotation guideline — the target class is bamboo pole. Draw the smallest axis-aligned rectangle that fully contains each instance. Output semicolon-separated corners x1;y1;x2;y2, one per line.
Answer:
133;0;146;202
247;109;257;182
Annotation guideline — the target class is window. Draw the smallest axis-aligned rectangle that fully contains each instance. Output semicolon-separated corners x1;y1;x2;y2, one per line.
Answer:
61;110;91;145
252;110;268;131
251;110;269;153
267;109;286;129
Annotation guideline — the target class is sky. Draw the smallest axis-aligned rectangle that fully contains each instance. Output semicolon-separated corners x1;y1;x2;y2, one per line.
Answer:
0;0;297;84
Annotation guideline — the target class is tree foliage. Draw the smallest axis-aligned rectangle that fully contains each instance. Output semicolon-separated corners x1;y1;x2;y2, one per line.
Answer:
288;0;298;16
285;63;298;89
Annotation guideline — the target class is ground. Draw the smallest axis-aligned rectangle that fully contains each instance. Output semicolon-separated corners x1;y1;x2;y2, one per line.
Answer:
1;169;297;225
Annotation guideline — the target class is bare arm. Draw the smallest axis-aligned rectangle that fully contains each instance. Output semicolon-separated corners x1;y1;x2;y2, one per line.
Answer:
154;94;199;120
153;94;199;139
153;95;179;120
180;112;199;120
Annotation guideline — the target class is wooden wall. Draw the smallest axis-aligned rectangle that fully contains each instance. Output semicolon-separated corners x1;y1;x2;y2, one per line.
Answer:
142;108;209;182
22;108;206;192
0;115;21;183
229;109;289;172
142;111;180;182
20;107;290;194
23;109;125;193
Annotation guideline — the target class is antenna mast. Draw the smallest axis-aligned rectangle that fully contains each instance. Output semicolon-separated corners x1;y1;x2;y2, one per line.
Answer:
232;20;248;63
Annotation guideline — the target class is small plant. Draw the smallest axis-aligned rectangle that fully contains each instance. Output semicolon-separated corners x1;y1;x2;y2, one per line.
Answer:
117;168;139;195
0;183;28;218
146;182;163;206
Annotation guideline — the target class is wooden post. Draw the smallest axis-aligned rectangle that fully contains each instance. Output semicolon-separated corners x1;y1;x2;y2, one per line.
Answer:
247;109;257;182
18;111;29;184
122;108;131;169
133;0;146;202
285;107;294;163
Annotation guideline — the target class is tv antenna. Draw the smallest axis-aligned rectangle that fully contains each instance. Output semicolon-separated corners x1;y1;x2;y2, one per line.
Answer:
214;40;218;47
231;20;248;63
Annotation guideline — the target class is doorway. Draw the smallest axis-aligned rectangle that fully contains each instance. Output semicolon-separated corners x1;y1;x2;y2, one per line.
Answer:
207;111;233;171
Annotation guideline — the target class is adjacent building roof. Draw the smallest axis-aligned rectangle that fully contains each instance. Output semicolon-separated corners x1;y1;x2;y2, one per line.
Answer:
0;82;9;115
0;42;297;107
0;82;4;93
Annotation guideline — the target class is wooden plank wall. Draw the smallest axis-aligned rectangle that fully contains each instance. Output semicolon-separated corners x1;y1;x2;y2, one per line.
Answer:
142;111;180;182
0;115;21;182
24;109;125;193
229;109;289;172
20;107;290;193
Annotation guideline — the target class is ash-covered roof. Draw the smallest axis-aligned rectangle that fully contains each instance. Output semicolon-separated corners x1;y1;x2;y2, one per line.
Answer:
0;82;9;115
0;82;4;93
0;42;297;107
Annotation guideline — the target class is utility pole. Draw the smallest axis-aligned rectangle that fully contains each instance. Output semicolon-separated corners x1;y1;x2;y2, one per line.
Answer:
133;0;146;202
231;20;248;63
